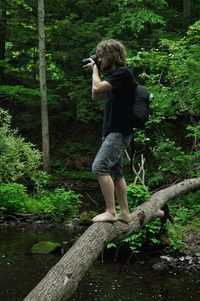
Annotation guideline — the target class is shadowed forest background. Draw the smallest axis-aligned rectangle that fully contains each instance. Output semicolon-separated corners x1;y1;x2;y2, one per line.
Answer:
0;0;199;229
0;2;200;300
0;0;199;186
0;3;200;296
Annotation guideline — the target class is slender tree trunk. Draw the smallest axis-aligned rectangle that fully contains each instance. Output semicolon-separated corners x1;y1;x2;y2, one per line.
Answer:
0;0;7;84
183;0;192;28
23;178;200;301
38;0;50;171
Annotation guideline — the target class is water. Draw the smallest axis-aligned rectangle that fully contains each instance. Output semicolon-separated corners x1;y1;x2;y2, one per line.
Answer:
70;260;200;301
0;226;200;301
0;226;73;301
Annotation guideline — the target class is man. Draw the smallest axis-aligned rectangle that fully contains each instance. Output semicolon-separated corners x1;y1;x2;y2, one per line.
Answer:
84;39;137;223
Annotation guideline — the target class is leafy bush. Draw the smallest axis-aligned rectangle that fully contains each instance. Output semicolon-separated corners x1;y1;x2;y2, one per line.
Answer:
29;188;82;221
127;183;150;210
0;85;58;107
166;191;200;252
0;108;47;187
127;22;200;187
149;138;190;186
0;183;82;221
0;183;28;213
122;219;162;253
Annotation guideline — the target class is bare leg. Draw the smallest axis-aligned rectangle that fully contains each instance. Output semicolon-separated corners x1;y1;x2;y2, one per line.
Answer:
114;178;131;223
92;175;117;222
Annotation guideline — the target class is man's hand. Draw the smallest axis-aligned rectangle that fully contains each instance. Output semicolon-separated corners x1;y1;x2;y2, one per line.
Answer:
83;58;96;69
83;58;112;99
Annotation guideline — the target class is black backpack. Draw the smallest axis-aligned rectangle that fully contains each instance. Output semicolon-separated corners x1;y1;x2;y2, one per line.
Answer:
129;84;152;173
132;84;151;129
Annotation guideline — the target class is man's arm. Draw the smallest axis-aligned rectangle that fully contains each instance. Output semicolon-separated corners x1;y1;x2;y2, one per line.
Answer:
92;64;112;99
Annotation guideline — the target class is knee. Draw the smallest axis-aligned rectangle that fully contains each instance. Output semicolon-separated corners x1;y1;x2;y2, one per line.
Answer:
92;160;101;174
114;177;127;191
92;159;109;176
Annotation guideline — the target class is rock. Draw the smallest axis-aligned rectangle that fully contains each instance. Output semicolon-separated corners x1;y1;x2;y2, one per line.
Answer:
160;255;176;263
79;211;97;225
30;241;61;254
185;255;192;261
152;261;168;272
65;223;75;231
185;255;193;264
182;230;200;255
160;255;177;268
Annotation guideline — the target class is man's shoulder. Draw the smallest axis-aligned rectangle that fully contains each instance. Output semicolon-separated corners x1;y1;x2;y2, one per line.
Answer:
115;65;133;77
107;65;133;78
104;65;135;91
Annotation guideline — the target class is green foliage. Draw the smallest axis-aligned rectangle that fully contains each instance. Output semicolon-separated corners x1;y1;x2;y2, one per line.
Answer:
0;108;47;187
0;86;40;107
108;219;162;254
129;21;200;118
166;191;200;252
0;85;58;107
0;183;28;213
29;188;82;221
165;223;187;253
0;182;82;221
149;138;190;185
122;229;146;253
1;1;200;195
187;124;200;142
127;184;150;210
114;0;167;36
106;242;117;249
65;76;103;123
108;184;162;253
124;219;162;253
120;184;162;252
108;189;200;255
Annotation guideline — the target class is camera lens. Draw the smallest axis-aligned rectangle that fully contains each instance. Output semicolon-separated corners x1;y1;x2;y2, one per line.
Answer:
82;58;91;66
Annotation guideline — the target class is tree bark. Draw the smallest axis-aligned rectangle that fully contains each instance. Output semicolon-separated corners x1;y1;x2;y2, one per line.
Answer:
23;178;200;301
183;0;192;28
38;0;50;172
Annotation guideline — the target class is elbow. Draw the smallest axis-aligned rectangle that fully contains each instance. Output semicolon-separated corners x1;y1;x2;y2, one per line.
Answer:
92;87;106;99
92;91;99;100
92;88;99;99
92;86;100;94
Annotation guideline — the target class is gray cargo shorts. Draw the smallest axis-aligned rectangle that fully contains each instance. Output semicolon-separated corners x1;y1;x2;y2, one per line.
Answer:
92;132;132;181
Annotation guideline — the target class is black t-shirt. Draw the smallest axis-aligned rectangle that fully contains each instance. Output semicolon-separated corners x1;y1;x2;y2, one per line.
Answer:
102;65;137;137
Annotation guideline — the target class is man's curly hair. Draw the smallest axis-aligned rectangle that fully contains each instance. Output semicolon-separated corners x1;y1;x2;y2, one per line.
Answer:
96;39;126;66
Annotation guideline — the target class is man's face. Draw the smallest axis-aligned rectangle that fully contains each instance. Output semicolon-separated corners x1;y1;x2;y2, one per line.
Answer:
98;54;114;72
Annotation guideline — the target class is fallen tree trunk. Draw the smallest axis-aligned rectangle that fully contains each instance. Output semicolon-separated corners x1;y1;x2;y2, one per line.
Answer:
24;178;200;301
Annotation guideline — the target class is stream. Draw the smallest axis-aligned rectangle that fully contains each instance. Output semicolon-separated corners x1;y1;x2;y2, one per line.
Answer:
0;225;200;301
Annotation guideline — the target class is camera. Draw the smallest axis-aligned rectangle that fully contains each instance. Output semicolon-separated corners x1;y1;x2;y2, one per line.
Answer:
82;54;98;66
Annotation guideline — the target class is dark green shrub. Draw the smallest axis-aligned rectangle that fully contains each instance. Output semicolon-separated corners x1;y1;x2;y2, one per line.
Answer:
28;188;82;221
149;138;190;186
0;183;28;213
0;108;48;187
127;183;150;210
0;183;82;222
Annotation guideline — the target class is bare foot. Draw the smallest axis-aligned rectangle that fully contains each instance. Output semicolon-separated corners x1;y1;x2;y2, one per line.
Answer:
92;211;117;223
117;212;132;223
